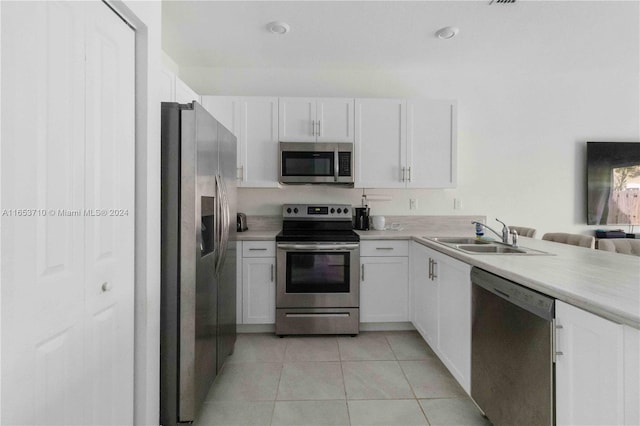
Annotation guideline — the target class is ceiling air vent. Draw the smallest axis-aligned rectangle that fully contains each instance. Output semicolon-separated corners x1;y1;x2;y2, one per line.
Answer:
489;0;516;4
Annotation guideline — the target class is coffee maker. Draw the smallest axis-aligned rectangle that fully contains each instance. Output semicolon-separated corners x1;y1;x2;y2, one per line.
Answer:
354;206;370;230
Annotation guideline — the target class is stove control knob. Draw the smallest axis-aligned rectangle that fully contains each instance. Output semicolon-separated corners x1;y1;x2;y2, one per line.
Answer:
337;208;342;214
286;207;292;214
330;208;335;213
293;208;299;214
343;208;349;214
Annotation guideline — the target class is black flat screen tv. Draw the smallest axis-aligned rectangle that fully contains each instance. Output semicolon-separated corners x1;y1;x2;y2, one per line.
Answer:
587;141;640;225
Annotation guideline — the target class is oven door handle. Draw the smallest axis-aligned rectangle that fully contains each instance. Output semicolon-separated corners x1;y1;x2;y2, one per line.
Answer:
277;243;359;251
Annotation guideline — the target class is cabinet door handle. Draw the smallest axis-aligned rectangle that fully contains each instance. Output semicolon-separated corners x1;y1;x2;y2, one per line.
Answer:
249;248;267;251
376;247;394;251
311;120;315;136
428;258;432;280
401;167;406;182
408;166;412;183
317;120;321;137
554;322;564;360
271;264;274;282
361;264;365;281
432;260;438;280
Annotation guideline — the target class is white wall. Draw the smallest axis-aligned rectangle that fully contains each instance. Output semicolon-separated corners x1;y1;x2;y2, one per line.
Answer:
117;1;162;425
180;56;640;237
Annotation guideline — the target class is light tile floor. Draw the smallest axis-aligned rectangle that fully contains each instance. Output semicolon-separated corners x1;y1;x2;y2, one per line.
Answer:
195;331;492;426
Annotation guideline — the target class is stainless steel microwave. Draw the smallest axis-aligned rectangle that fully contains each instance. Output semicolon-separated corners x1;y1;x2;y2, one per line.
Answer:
279;142;354;186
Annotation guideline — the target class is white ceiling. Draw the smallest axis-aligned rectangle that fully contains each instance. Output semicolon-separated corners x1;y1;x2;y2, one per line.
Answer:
162;1;639;71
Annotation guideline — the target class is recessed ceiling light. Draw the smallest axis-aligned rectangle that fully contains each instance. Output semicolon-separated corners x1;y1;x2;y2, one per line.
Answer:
435;26;459;40
267;21;290;35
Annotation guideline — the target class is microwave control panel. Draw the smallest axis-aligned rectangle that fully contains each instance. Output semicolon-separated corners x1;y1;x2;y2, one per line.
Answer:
338;152;352;177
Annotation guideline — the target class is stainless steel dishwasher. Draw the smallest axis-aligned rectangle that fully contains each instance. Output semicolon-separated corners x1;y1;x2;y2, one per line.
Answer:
471;267;555;426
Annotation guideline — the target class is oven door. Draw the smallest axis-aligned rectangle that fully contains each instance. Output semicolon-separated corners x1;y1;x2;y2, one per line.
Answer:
276;242;360;308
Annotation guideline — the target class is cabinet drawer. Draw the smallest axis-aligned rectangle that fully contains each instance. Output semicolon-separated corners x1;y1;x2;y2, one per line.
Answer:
242;241;276;257
360;240;409;257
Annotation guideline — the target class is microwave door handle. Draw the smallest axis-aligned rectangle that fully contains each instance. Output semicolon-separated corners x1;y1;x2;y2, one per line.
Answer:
334;148;339;182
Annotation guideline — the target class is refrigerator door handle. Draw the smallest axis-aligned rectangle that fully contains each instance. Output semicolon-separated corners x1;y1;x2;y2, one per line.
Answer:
215;175;230;275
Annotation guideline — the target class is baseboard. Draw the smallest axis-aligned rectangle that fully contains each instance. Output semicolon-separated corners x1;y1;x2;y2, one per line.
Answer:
236;322;415;334
237;324;275;333
359;322;415;331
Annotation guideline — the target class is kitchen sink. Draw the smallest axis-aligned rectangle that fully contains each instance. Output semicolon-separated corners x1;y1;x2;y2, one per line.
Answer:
456;245;527;254
425;237;552;256
427;237;491;245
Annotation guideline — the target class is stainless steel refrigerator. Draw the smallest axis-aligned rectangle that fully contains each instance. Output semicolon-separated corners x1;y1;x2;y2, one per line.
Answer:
160;101;237;425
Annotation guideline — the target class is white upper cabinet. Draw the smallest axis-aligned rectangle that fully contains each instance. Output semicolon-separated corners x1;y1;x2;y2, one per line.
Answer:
279;97;354;143
237;97;280;187
355;98;406;188
174;76;200;104
355;98;457;188
201;96;238;133
406;100;457;188
159;67;176;102
202;96;280;188
159;66;200;104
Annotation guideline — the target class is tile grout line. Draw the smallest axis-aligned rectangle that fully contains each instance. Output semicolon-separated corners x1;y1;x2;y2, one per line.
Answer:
387;332;433;426
336;337;353;425
268;336;291;426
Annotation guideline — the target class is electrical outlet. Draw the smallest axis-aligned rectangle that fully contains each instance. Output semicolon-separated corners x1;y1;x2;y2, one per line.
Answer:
410;199;417;210
454;198;462;210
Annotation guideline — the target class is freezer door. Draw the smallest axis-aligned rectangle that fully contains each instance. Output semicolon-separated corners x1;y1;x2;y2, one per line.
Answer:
216;123;237;372
188;102;220;421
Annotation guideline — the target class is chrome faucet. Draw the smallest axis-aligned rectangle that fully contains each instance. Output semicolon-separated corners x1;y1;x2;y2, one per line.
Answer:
472;219;516;246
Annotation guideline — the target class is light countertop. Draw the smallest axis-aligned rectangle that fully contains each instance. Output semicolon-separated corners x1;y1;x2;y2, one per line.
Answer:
413;236;640;329
236;230;280;241
236;228;640;329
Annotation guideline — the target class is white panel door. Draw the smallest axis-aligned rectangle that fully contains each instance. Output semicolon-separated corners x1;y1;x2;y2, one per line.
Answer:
406;100;456;188
1;2;135;424
555;301;624;426
360;257;409;322
243;258;276;324
355;98;406;188
278;97;316;142
1;1;86;424
316;98;354;143
84;2;135;424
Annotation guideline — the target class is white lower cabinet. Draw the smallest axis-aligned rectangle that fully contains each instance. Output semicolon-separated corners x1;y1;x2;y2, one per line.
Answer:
409;242;471;393
408;242;638;421
240;241;276;324
410;242;438;346
555;300;625;426
623;325;640;425
435;254;471;392
360;241;409;323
